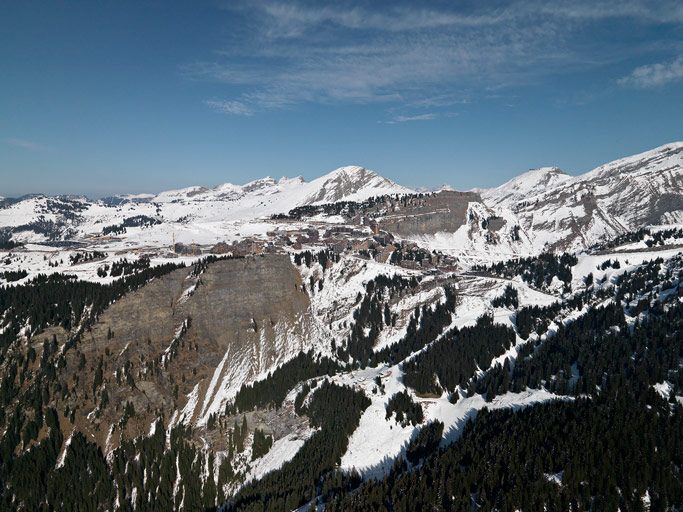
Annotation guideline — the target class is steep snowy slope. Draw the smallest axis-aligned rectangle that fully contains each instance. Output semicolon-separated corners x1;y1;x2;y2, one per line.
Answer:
577;142;683;227
480;142;683;252
479;167;572;207
303;166;412;204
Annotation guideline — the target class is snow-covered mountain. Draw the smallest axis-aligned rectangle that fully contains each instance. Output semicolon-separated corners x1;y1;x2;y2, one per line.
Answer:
479;166;572;207
479;142;683;252
2;142;683;511
0;165;413;246
385;141;682;260
1;142;681;256
118;165;412;209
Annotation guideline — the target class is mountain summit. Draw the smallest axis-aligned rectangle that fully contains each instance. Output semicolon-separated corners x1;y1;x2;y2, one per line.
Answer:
120;165;412;209
479;166;571;207
302;166;413;205
478;142;683;251
0;142;681;254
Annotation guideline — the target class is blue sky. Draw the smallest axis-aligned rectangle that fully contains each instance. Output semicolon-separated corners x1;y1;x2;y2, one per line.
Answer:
2;0;683;197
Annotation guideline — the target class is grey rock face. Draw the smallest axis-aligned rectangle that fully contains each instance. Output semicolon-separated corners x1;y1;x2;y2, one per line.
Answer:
378;191;481;237
483;142;683;251
60;254;315;451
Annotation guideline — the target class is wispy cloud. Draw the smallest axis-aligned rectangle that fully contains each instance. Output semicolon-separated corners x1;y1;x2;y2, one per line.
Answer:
193;0;683;115
410;94;470;109
537;0;683;23
386;113;438;124
205;99;253;116
618;56;683;88
252;2;510;38
5;137;47;151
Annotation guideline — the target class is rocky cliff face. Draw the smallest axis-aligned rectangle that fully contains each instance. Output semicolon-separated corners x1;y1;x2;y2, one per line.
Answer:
376;191;481;237
480;142;683;252
39;255;319;454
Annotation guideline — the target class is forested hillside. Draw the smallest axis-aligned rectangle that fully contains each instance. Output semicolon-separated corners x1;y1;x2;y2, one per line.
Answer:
1;159;683;510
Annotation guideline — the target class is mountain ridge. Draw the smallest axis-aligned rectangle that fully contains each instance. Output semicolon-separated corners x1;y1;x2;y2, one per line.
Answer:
1;143;683;511
3;141;681;205
0;141;681;256
109;165;413;205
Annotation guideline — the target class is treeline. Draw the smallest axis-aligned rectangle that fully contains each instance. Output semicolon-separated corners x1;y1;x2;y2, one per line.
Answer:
101;215;160;236
0;262;185;353
12;216;65;241
491;284;518;308
339;275;419;364
373;286;457;367
292;249;338;269
478;299;683;400
473;252;578;291
274;192;426;221
189;254;242;276
228;351;340;414
326;391;683;511
593;227;649;250
0;229;19;249
615;256;675;305
45;197;88;215
402;314;516;395
251;428;273;460
385;390;423;427
69;251;106;265
515;290;599;340
475;255;683;401
0;270;28;282
515;301;563;340
594;226;683;251
274;200;364;220
647;227;683;247
226;381;371;511
108;256;150;277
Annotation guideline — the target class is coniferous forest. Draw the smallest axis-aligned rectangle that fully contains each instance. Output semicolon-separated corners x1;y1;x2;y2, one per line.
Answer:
0;248;682;511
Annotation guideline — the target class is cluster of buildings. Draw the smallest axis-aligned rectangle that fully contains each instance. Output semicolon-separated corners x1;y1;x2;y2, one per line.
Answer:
187;222;458;272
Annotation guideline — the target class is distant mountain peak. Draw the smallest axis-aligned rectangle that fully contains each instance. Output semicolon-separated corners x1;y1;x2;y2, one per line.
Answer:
2;142;681;255
478;140;683;252
329;165;369;176
278;175;305;185
304;165;412;205
527;166;566;176
581;141;683;182
480;165;571;207
242;176;277;193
